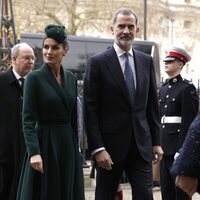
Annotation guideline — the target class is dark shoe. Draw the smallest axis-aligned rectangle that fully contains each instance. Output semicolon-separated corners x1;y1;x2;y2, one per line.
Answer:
115;190;123;200
153;181;160;187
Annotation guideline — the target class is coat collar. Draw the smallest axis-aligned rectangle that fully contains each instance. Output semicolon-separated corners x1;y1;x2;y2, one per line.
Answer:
168;74;182;85
7;67;21;90
40;64;70;111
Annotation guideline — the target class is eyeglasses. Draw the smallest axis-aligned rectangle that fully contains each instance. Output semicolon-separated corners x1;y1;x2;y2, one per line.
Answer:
20;56;37;62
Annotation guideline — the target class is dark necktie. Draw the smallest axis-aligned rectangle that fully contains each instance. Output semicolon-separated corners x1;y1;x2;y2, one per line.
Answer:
19;77;25;95
124;53;135;103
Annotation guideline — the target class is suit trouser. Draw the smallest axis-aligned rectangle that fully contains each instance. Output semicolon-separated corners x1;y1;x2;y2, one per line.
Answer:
160;155;191;200
95;141;153;200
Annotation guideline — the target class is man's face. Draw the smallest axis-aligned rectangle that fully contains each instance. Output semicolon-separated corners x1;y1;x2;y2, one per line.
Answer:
111;13;139;51
164;60;183;76
12;47;35;77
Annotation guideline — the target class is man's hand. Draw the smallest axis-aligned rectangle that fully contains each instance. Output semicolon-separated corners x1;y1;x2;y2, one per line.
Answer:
175;175;198;197
95;150;113;171
152;146;163;164
30;154;44;173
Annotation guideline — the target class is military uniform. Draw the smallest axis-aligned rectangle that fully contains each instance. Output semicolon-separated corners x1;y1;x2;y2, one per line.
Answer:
159;46;199;200
159;75;199;155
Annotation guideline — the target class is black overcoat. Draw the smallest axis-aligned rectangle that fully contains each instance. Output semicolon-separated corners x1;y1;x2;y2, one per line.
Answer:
0;68;25;200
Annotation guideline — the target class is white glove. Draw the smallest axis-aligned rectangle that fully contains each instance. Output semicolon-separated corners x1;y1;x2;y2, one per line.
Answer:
174;152;179;160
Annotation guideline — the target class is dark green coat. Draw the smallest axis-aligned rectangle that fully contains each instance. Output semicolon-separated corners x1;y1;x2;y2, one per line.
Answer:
17;64;85;200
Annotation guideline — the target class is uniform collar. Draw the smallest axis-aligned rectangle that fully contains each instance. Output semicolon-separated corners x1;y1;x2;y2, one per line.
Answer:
168;74;182;85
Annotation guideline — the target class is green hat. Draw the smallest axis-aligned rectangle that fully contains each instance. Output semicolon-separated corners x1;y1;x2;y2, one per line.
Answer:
44;24;67;43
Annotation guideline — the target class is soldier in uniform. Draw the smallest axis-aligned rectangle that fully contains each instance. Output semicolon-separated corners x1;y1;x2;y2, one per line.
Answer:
159;46;199;200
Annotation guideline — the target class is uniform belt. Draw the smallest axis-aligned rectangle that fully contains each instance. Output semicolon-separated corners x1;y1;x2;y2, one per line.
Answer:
161;116;182;124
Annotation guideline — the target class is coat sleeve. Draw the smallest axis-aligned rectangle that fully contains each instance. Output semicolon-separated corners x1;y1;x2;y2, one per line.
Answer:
23;73;40;157
171;113;200;178
146;56;161;146
83;56;104;152
178;84;199;150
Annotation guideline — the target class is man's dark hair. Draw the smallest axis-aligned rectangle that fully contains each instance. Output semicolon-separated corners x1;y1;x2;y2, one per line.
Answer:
112;8;138;25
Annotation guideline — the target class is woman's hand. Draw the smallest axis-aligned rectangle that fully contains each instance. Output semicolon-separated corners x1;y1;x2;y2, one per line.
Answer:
30;154;44;173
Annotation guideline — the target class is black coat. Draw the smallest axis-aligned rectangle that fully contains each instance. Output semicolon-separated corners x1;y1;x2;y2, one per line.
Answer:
0;68;25;200
159;74;199;155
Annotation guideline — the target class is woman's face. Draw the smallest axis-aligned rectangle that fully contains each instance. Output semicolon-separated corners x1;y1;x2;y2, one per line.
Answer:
42;38;67;68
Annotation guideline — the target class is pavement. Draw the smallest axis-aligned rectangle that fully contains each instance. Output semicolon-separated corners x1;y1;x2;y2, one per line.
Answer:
85;184;162;200
83;164;200;200
85;184;200;200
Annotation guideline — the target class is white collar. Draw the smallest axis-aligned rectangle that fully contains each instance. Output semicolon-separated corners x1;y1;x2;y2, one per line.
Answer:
113;43;133;57
12;68;27;80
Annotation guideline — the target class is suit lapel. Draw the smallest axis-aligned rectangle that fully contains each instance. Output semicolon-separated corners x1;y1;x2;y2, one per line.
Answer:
133;50;147;98
62;68;75;110
104;47;131;105
104;48;147;107
7;68;21;90
41;64;70;111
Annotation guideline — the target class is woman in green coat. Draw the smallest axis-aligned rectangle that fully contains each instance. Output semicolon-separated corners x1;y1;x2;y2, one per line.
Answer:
17;24;85;200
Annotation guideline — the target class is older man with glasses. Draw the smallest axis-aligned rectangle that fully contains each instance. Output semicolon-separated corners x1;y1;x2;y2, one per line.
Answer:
159;46;199;200
0;42;35;200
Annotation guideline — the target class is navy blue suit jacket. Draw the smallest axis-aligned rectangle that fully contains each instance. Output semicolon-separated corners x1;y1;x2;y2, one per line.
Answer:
171;112;200;178
84;46;161;163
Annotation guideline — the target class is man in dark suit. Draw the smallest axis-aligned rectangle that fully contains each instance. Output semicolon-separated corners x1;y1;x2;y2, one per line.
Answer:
0;43;35;200
159;46;199;200
83;8;163;200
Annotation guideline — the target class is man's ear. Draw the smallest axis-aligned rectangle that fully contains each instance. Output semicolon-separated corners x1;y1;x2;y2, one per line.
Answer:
64;48;68;56
136;27;140;33
110;26;114;35
12;57;17;64
179;62;184;70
